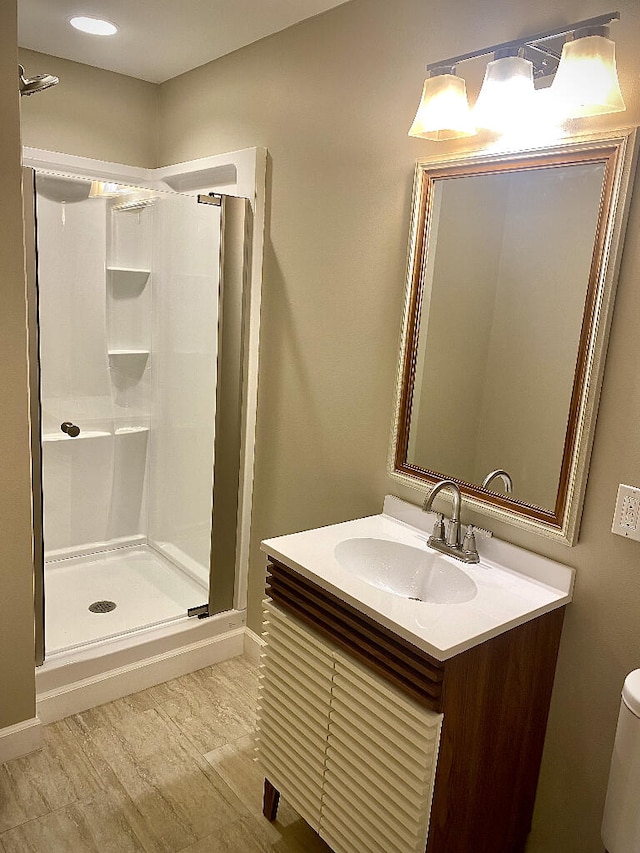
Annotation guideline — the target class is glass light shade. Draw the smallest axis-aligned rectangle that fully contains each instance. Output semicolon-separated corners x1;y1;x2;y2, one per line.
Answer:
473;55;535;133
551;34;625;118
408;74;476;140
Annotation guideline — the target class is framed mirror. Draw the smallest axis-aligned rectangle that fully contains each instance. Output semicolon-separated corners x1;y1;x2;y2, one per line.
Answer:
390;130;637;544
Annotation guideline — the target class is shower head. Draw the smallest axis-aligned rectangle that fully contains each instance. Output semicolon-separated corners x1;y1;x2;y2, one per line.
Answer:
19;65;59;97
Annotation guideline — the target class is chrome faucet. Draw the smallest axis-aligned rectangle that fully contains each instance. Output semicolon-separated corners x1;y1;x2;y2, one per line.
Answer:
482;469;513;494
422;479;491;564
422;479;461;547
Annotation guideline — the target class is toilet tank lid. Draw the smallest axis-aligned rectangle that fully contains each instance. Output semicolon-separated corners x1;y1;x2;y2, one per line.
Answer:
622;670;640;717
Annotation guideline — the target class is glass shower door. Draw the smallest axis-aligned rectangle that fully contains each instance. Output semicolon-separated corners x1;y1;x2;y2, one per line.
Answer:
146;188;221;603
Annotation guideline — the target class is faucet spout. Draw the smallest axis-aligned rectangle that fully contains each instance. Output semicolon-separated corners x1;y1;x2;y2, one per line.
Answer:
423;478;461;517
421;479;490;564
482;469;513;494
422;479;461;546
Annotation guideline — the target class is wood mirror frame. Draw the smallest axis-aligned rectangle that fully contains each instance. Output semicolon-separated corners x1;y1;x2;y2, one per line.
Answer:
390;130;637;545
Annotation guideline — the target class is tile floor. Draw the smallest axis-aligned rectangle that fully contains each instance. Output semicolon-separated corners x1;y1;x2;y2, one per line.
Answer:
0;656;332;853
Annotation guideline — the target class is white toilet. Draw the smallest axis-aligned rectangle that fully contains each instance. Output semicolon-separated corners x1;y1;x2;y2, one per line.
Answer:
602;669;640;853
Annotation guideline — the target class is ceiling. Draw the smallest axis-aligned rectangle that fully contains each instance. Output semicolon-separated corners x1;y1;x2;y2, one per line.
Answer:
18;0;351;83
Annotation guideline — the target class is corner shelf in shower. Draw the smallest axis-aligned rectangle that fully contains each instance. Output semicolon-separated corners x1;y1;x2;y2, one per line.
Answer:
42;427;149;442
42;430;111;443
106;267;150;293
107;349;150;357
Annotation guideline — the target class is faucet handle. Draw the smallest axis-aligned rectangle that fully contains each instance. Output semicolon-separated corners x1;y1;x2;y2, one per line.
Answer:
462;523;492;557
462;525;477;556
431;513;445;542
468;524;493;539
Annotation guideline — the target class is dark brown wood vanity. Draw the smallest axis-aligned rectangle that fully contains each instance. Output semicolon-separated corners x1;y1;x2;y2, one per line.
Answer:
259;558;566;853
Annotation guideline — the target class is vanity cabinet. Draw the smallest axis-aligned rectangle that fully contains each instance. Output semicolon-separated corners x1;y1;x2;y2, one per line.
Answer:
257;558;566;853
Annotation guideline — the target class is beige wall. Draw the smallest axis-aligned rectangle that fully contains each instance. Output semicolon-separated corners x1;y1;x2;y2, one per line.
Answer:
0;2;37;728
19;48;158;167
6;0;640;850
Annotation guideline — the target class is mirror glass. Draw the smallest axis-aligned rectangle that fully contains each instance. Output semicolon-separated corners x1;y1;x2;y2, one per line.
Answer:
408;161;605;510
392;134;636;543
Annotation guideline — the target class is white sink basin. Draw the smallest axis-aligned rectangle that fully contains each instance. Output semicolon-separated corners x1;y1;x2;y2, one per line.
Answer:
334;537;477;604
261;495;575;660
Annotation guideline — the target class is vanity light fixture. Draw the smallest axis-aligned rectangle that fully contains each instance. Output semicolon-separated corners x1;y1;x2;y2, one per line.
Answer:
409;11;624;141
551;26;625;117
408;66;476;140
473;50;536;132
69;16;118;36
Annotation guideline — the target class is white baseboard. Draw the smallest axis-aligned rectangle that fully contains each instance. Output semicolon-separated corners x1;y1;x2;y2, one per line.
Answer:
0;717;43;764
244;627;265;665
37;627;245;724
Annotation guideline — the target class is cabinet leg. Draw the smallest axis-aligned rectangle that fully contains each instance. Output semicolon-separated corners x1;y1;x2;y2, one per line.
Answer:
263;778;280;821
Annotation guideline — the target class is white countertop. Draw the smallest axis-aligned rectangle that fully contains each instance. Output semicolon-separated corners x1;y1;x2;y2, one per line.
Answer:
261;496;574;662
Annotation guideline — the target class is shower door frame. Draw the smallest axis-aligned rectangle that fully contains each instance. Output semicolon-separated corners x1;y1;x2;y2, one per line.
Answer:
23;147;266;665
23;166;45;666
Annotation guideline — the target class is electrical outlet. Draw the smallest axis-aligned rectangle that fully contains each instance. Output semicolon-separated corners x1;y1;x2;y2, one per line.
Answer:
612;484;640;541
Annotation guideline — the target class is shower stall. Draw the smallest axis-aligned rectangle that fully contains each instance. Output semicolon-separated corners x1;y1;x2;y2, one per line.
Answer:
23;147;265;718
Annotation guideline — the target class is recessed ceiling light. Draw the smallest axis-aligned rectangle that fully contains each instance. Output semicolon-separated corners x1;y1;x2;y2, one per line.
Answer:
69;16;118;36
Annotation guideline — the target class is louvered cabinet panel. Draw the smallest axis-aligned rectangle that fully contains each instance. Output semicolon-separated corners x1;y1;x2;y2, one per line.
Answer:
319;651;443;853
256;600;335;830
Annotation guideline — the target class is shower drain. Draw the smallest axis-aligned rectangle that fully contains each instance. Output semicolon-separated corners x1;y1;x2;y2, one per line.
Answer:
88;600;117;614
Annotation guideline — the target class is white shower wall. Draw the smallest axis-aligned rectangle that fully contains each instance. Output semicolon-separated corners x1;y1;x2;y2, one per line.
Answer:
38;190;136;554
37;194;111;430
37;178;220;587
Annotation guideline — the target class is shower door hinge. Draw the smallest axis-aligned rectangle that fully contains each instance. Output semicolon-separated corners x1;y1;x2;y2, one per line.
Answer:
188;603;211;619
197;193;222;206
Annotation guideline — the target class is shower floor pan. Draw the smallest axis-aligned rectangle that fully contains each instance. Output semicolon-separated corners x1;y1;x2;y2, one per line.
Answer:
44;544;206;654
37;544;246;723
